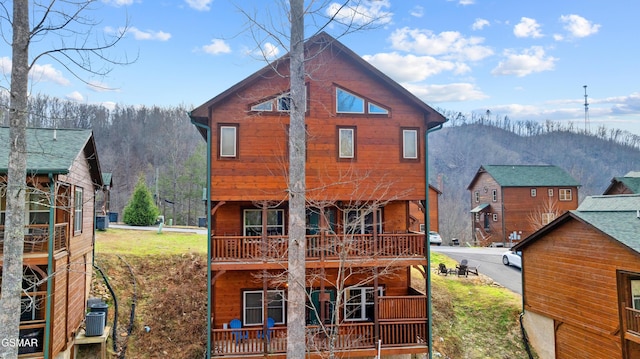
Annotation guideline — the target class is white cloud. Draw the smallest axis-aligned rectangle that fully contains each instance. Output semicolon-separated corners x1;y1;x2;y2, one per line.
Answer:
410;6;424;18
128;27;171;41
102;0;135;6
202;39;231;55
559;14;600;38
0;56;10;75
363;52;470;83
31;63;70;86
389;27;493;61
447;0;475;5
491;46;556;77
472;18;490;31
326;0;393;26
66;91;85;102
514;17;543;38
403;82;487;103
258;42;280;60
185;0;212;11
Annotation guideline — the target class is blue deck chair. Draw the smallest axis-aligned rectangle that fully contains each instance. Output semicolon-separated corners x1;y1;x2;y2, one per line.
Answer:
257;317;275;341
230;319;247;344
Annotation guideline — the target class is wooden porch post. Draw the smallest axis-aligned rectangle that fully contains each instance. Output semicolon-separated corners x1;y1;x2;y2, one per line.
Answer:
373;267;379;344
261;204;268;352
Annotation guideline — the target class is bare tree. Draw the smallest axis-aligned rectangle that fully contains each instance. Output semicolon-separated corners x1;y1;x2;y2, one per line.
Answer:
0;1;130;357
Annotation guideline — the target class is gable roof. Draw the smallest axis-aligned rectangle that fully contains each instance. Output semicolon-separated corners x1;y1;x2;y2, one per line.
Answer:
514;194;640;253
189;31;447;138
0;127;103;188
603;176;640;194
468;165;580;189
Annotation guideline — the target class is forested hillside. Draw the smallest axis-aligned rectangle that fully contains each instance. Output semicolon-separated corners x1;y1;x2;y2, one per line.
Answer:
3;94;639;233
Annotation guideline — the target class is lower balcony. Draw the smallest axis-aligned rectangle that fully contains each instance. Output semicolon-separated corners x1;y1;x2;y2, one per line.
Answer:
0;223;68;255
211;232;426;265
211;295;427;357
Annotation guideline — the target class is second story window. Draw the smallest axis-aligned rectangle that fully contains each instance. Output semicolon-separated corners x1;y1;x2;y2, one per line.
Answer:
492;189;497;202
530;188;537;197
74;187;83;234
402;129;418;159
336;87;388;115
219;125;238;158
474;191;479;203
338;127;355;159
559;188;572;201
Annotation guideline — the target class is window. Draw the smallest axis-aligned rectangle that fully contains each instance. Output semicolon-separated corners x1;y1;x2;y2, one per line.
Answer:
632;280;640;310
474;191;479;203
493;213;498;222
548;188;554;197
277;95;291;111
251;101;273;111
219;125;237;158
27;189;50;225
250;89;307;113
243;209;285;236
344;209;382;235
559;189;572;201
530;188;537;197
492;189;497;202
336;87;388;115
541;213;555;225
74;187;83;233
338;127;355;159
243;290;285;326
402;129;418;159
344;287;383;321
419;224;425;233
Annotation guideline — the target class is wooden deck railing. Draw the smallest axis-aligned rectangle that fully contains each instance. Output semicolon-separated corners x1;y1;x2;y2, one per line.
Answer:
211;233;425;262
0;223;68;255
625;307;640;335
211;320;427;357
379;296;427;321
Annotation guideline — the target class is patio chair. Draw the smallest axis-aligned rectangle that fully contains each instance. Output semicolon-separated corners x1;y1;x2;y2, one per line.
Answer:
456;259;469;277
229;319;247;344
437;263;453;276
257;317;275;342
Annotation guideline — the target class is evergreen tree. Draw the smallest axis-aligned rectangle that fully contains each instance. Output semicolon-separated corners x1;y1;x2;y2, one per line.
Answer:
122;176;160;226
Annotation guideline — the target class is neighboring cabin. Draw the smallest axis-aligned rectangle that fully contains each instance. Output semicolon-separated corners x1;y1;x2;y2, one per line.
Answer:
604;171;640;195
189;32;446;358
408;185;441;234
513;194;640;359
0;127;103;358
467;165;580;246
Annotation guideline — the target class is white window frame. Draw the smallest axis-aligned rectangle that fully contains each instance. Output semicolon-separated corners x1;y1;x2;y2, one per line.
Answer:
220;125;237;158
338;128;355;159
541;212;555;225
344;286;383;321
493;213;498;222
474;191;479;203
243;290;285;326
559;188;572;201
402;129;418;159
548;188;554;197
492;189;497;202
243;209;285;236
74;187;83;233
336;88;365;114
530;188;537;197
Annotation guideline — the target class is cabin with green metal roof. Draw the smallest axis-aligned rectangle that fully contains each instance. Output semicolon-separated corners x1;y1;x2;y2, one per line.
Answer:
603;171;640;195
512;194;640;359
467;165;580;246
0;127;103;358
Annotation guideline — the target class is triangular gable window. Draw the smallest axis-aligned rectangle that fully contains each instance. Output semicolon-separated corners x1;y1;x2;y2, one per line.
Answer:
336;87;389;115
250;87;307;113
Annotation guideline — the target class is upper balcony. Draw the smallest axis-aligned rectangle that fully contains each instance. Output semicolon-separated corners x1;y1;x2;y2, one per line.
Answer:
0;223;68;256
210;232;427;269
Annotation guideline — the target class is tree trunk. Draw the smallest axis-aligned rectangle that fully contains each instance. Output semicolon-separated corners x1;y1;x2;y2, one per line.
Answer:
0;1;29;358
287;0;306;357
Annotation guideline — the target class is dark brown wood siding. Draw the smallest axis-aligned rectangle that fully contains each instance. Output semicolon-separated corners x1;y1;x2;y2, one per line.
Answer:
52;255;68;355
522;219;640;358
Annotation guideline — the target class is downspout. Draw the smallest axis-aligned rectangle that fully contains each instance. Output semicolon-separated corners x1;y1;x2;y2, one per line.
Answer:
189;113;212;359
424;123;443;359
44;173;55;359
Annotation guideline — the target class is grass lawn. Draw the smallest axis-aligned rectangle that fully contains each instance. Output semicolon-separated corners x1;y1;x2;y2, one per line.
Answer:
95;228;207;256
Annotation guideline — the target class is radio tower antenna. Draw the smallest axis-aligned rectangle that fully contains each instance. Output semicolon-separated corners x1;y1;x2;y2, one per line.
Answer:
583;85;590;133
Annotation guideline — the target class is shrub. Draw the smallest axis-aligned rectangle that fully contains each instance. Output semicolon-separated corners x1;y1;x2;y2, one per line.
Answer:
122;176;160;226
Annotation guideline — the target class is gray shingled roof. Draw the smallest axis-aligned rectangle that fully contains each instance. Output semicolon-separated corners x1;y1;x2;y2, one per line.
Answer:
481;165;580;187
0;127;95;175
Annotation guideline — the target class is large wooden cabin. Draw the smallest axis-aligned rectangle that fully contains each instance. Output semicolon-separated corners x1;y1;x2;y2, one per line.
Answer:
0;127;103;358
513;194;640;359
467;165;580;246
603;171;640;195
189;32;446;358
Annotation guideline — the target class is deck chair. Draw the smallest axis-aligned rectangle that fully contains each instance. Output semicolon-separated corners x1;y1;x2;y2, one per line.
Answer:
230;319;247;344
257;317;275;341
437;263;450;276
456;259;469;277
